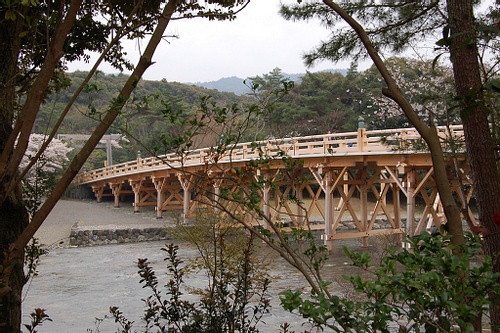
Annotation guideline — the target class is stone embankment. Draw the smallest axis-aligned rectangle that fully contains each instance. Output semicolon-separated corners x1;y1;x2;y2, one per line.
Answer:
70;223;170;246
45;200;413;248
69;218;409;247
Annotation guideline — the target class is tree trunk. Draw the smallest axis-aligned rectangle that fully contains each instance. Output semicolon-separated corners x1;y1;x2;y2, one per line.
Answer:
0;2;180;331
322;0;466;246
0;7;28;333
447;0;500;331
0;191;29;333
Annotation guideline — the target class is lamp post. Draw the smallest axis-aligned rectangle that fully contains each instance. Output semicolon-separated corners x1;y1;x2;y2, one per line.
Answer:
358;115;365;129
357;116;366;151
137;150;142;167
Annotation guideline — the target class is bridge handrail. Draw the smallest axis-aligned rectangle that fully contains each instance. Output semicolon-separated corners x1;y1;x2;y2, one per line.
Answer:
79;125;464;184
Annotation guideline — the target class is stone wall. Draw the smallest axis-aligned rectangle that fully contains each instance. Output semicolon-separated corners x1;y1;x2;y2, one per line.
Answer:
69;218;412;247
70;224;170;246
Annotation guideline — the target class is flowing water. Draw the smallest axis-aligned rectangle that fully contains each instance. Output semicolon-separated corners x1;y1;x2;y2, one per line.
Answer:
22;237;375;333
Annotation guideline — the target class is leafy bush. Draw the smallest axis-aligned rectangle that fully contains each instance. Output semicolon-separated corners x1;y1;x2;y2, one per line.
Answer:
280;232;500;333
95;216;272;333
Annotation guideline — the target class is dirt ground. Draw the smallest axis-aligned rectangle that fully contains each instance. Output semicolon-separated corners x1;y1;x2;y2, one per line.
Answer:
35;199;165;247
36;196;408;247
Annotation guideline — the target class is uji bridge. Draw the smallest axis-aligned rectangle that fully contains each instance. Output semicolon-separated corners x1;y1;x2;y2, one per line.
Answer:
77;125;473;249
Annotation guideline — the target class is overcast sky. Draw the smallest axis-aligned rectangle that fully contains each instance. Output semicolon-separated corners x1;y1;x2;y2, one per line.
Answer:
67;1;373;83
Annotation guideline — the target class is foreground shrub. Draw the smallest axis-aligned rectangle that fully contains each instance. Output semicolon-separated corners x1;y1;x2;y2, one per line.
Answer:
280;232;500;333
95;218;272;333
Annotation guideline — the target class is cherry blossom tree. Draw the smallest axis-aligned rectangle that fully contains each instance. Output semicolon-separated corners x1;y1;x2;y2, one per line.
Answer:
365;58;457;129
19;134;72;217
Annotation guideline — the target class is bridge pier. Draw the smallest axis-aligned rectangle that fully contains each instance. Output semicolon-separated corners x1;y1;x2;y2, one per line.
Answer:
130;179;143;213
178;173;192;223
405;169;415;239
152;177;166;219
323;170;334;251
92;185;104;203
261;173;271;230
359;167;369;248
213;180;220;213
109;182;122;208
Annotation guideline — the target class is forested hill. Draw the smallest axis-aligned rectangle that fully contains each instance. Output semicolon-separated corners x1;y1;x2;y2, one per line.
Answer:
37;70;253;135
36;59;456;169
37;70;257;167
190;69;347;95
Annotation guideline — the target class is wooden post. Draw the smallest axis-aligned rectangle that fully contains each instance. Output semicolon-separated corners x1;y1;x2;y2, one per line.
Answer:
295;183;304;225
109;182;122;208
360;167;368;248
406;168;416;239
92;185;104;203
213;180;221;212
178;173;192;224
262;185;271;229
393;179;401;228
259;170;271;230
357;116;366;152
324;170;334;251
130;179;143;213
152;177;165;219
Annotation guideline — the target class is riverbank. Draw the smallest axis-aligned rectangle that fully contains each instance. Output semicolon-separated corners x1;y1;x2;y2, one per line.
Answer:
38;198;407;248
35;199;169;247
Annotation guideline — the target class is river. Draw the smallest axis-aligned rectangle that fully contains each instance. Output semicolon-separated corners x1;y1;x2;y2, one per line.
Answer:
22;237;372;333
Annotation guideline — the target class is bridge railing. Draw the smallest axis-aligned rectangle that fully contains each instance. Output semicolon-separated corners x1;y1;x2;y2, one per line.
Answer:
79;125;464;183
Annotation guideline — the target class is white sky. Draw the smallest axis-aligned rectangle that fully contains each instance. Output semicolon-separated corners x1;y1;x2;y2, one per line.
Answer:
67;1;372;83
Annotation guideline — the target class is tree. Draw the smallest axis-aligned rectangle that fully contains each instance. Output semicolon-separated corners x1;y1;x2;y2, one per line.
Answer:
364;57;457;129
246;67;296;140
446;0;500;328
0;0;248;331
20;134;73;217
279;0;500;329
291;71;354;133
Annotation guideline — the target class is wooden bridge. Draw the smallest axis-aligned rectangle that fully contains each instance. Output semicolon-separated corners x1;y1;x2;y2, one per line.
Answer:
78;125;473;249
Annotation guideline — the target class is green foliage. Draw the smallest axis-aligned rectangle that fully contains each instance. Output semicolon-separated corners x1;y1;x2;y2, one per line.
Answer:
24;238;48;278
96;213;272;333
103;241;271;332
38;59;477;164
36;71;252;161
280;232;500;333
280;1;446;65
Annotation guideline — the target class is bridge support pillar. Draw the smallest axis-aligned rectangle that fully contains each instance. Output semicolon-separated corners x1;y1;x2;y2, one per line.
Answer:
360;167;369;248
92;185;104;203
212;180;220;213
178;173;192;223
153;177;166;219
262;184;271;230
130;179;143;213
393;177;402;240
324;171;334;252
109;182;122;208
406;168;416;240
295;184;305;225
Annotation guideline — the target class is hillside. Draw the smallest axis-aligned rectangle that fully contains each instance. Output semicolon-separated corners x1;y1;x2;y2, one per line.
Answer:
36;71;256;167
37;60;443;169
189;69;347;95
